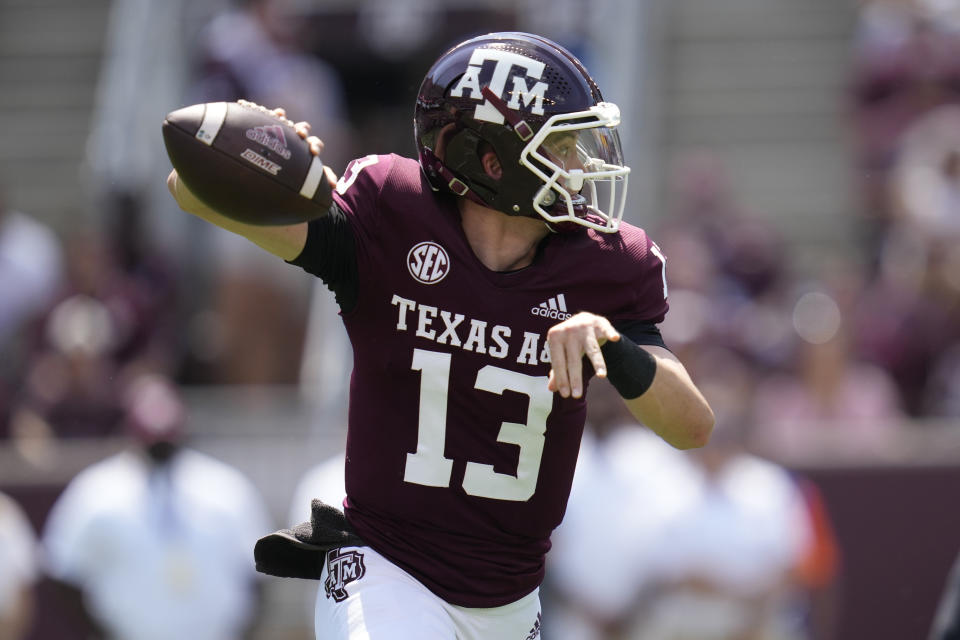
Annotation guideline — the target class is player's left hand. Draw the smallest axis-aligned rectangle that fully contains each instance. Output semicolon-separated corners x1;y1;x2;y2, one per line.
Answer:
546;312;619;399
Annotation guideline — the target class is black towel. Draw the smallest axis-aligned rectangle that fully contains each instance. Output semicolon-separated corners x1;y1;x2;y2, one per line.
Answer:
254;499;365;579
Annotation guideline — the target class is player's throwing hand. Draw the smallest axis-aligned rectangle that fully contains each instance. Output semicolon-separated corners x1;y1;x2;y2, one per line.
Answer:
547;312;620;399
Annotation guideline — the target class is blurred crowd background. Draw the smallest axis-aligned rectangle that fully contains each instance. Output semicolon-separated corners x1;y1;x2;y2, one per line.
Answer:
1;0;960;638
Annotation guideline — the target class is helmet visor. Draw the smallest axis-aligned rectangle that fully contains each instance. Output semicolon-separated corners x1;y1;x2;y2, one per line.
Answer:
521;104;630;232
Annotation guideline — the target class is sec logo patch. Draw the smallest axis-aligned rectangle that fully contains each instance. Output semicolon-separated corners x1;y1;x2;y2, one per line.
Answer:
407;241;450;284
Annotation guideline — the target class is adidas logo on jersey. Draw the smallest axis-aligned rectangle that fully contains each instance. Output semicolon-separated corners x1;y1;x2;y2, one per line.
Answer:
531;294;572;320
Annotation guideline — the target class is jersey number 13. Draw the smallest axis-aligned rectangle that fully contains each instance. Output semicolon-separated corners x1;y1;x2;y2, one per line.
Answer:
403;348;552;502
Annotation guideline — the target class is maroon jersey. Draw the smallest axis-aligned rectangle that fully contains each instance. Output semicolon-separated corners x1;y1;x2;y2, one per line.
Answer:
306;154;668;607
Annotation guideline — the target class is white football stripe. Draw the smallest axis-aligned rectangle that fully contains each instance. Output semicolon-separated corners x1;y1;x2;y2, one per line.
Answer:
557;294;567;312
299;155;325;199
196;102;228;146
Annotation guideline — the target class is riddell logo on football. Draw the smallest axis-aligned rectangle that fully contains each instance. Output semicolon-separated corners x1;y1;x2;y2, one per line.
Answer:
245;125;292;159
531;294;571;320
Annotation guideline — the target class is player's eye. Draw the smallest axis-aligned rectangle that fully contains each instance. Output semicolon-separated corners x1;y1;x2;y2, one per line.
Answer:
543;133;578;160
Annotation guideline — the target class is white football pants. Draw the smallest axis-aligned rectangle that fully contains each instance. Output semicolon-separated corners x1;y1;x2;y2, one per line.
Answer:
314;545;542;639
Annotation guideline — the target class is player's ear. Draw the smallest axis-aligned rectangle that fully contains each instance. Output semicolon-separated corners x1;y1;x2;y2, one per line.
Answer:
433;123;458;163
481;149;502;180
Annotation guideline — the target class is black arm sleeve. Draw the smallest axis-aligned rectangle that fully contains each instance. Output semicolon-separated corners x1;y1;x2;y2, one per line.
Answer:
287;202;360;313
613;319;669;351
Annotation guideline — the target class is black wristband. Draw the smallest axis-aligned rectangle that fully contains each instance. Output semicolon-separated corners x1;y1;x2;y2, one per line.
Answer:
600;335;657;399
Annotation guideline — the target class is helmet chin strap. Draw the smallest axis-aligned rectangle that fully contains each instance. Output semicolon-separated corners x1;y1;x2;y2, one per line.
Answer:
421;147;489;207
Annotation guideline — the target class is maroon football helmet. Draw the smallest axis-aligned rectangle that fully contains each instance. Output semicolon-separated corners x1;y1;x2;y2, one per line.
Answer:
414;32;630;233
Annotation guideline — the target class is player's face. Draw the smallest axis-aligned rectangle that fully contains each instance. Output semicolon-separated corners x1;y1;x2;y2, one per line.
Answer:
541;131;584;192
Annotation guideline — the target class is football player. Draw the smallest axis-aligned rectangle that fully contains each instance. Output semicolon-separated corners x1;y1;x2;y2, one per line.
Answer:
167;32;714;640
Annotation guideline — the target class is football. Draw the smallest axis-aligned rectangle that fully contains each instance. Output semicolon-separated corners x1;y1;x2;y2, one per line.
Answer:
162;100;332;225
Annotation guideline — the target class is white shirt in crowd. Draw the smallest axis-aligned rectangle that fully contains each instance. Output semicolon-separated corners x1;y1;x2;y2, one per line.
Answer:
548;426;813;640
634;453;813;640
0;210;62;343
547;427;694;640
42;448;271;640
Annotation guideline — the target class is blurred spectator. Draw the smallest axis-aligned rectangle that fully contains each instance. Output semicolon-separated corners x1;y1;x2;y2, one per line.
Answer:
892;105;960;238
752;285;904;459
0;188;64;433
792;477;843;640
547;350;838;640
41;374;272;640
850;0;960;235
0;187;63;348
545;380;693;640
6;230;180;463
626;349;832;640
861;232;960;415
889;108;960;367
853;111;960;414
0;492;38;640
628;448;817;640
185;0;353;386
663;151;787;301
655;151;796;382
103;191;181;376
924;344;960;416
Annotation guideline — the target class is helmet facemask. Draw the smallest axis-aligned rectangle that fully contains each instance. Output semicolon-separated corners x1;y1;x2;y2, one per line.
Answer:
521;103;630;233
459;91;630;233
